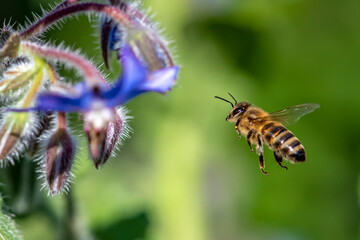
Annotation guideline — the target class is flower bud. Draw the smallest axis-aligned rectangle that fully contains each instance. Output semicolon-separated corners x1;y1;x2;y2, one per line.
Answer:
84;107;123;168
126;27;169;71
0;112;32;167
0;58;35;97
44;128;75;196
0;32;20;60
0;29;21;77
100;1;175;72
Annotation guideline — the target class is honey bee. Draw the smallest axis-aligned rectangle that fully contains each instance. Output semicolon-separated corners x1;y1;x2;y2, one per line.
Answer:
215;93;320;175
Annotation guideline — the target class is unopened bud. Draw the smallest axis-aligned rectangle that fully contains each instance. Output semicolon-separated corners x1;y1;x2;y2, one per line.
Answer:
0;112;31;166
0;32;20;60
0;58;35;96
127;27;168;71
100;1;174;72
44;128;75;196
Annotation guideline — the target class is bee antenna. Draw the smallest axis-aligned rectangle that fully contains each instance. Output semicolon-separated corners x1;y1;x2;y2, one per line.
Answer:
215;96;234;108
228;92;237;105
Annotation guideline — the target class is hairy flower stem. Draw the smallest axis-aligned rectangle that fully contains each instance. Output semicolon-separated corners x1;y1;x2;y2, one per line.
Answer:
61;191;77;240
53;0;83;11
57;112;67;129
20;3;132;40
21;41;105;86
20;2;175;67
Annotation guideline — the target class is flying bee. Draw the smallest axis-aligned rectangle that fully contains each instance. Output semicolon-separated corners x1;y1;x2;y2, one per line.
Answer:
215;93;320;175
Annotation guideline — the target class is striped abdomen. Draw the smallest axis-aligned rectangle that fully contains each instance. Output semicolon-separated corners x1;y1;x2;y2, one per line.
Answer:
261;122;305;162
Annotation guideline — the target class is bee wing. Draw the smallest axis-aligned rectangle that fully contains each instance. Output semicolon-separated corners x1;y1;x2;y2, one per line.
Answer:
254;103;320;125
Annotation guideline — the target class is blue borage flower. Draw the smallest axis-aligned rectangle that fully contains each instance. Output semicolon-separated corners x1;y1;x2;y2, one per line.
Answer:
1;0;179;195
10;45;179;113
7;43;178;193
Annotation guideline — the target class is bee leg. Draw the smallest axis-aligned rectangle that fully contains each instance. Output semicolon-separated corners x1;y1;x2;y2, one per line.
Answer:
274;152;288;170
256;134;268;175
235;119;242;140
259;155;268;175
235;128;241;140
246;129;254;152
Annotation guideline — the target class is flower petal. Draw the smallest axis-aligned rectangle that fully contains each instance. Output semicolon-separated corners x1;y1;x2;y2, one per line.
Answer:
141;66;179;93
36;94;84;112
109;25;121;51
103;45;147;105
119;44;147;94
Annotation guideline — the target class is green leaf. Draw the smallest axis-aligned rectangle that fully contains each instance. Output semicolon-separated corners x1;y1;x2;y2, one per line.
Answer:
0;196;23;240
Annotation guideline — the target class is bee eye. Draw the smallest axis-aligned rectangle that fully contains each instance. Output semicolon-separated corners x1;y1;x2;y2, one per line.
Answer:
233;107;244;115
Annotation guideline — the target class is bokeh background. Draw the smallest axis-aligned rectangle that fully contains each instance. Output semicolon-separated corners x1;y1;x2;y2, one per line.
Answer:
1;0;360;239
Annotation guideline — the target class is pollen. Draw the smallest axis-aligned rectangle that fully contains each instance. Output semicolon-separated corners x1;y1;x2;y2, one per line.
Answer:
86;101;114;130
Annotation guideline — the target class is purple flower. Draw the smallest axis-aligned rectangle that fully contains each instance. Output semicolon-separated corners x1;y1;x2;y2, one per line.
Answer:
8;44;178;169
0;0;180;196
18;45;178;113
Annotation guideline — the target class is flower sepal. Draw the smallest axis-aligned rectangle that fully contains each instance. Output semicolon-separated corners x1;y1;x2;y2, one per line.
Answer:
43;126;75;196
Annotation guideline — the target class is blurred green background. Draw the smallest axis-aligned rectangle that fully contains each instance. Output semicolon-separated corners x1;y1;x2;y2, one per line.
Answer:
1;0;360;239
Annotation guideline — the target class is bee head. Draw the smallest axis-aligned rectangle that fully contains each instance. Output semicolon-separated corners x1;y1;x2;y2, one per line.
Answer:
215;93;250;123
227;102;250;122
